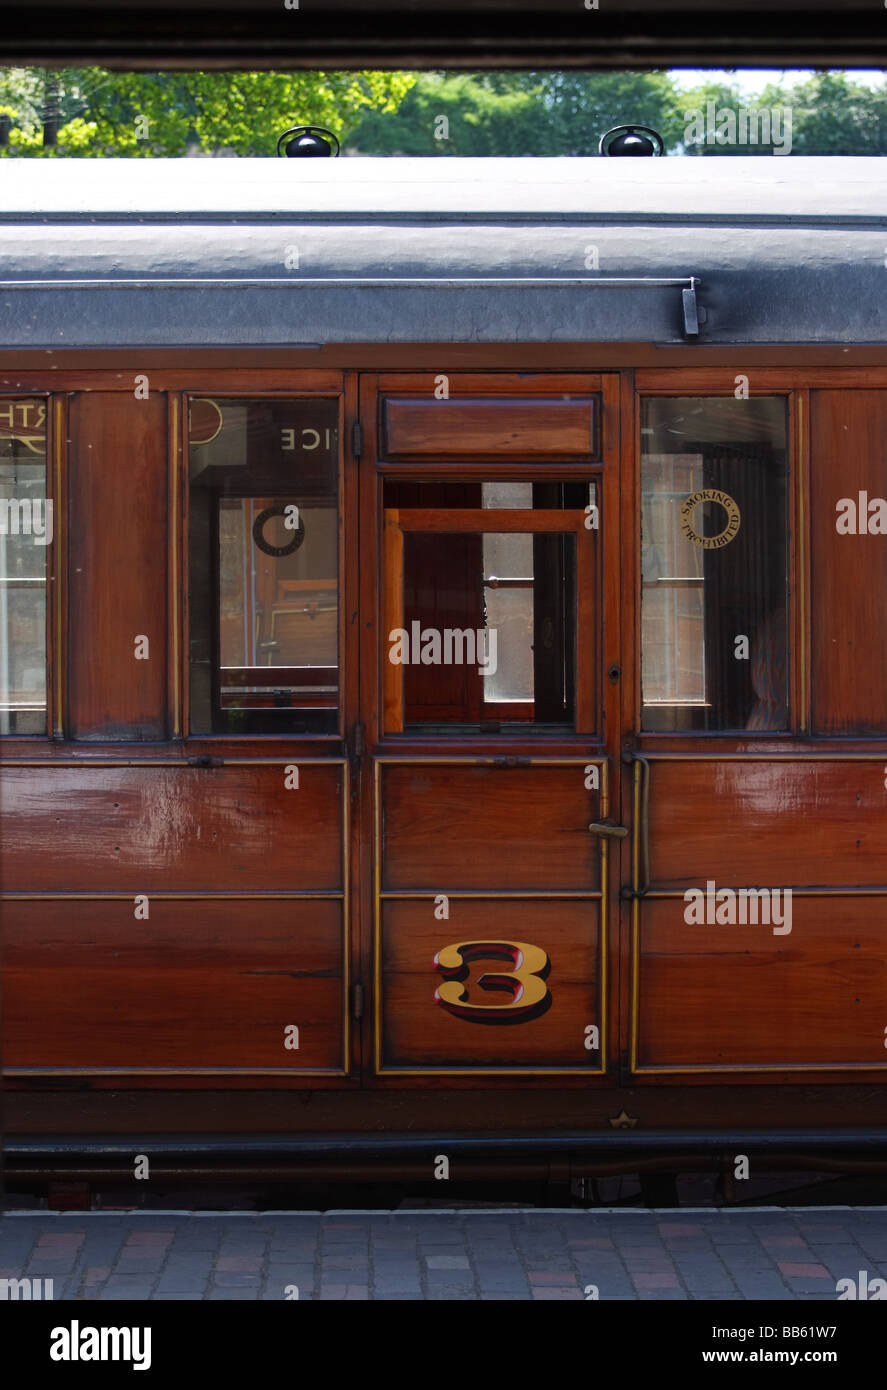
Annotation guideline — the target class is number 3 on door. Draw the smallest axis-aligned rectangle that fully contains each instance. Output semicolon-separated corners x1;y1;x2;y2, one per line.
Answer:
433;940;552;1024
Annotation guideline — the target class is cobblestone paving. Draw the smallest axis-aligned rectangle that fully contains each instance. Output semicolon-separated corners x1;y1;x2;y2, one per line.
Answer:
2;1208;885;1301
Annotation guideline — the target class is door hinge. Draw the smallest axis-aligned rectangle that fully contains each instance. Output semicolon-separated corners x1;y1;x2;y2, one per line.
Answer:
352;419;363;457
352;982;364;1020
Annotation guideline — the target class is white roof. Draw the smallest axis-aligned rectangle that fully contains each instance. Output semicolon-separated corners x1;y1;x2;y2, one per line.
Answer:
1;156;885;222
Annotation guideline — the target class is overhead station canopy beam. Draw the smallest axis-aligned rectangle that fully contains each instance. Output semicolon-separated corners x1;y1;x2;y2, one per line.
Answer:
1;0;887;68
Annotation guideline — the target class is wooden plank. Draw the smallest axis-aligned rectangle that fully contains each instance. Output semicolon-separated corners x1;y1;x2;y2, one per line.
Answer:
636;895;887;1070
637;368;887;390
395;508;585;533
0;762;344;892
376;372;602;395
67;391;168;738
382;396;598;460
50;395;65;738
644;757;887;889
811;389;887;733
381;898;601;1070
381;762;601;891
3;359;887;396
382;510;404;734
3;898;344;1071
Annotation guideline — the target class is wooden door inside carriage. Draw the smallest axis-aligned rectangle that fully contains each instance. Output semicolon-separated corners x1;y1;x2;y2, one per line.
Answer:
357;374;623;1079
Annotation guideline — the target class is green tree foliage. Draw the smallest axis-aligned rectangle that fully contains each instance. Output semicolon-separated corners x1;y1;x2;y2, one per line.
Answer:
677;74;887;155
532;71;682;155
671;81;748;153
0;65;884;158
0;68;415;156
346;70;678;155
350;69;886;157
0;67;42;131
771;73;887;155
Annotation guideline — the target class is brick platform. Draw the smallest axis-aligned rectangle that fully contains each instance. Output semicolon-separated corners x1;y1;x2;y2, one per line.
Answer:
1;1208;884;1301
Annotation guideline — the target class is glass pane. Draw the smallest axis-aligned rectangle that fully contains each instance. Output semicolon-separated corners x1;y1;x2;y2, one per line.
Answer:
483;586;534;703
188;397;339;734
0;398;48;735
482;482;534;509
384;479;593;731
395;529;577;728
482;489;535;704
640;397;789;732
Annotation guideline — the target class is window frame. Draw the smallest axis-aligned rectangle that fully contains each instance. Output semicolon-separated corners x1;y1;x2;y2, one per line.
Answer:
381;504;596;736
183;390;345;740
0;393;56;739
636;387;797;739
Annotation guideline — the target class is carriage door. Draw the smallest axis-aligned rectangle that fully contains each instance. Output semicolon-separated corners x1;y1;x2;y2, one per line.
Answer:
359;374;622;1078
630;390;795;1075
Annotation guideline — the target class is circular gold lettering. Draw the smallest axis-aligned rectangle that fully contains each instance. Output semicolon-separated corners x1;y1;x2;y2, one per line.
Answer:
679;488;741;549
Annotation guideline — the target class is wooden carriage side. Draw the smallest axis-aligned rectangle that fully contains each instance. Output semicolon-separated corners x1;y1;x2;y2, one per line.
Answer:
1;158;887;1172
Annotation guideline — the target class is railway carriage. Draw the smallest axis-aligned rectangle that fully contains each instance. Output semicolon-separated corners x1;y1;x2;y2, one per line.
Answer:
2;154;887;1190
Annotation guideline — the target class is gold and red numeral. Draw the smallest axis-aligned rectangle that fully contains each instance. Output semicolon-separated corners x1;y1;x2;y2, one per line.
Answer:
432;940;552;1025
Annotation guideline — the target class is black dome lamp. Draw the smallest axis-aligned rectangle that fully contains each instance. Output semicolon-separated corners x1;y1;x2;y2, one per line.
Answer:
599;125;665;157
277;125;340;158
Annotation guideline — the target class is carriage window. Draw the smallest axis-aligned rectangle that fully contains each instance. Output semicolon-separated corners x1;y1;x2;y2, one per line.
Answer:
188;397;339;734
382;481;595;731
640;396;789;733
0;398;49;735
482;483;535;706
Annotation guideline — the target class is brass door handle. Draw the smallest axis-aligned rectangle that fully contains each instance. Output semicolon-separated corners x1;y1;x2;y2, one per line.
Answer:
588;820;629;839
621;752;651;896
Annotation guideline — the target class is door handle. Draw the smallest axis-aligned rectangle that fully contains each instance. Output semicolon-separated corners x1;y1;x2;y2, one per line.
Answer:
621;752;651;897
588;820;629;839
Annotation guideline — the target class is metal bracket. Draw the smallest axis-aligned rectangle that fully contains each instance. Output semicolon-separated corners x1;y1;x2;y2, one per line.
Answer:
681;277;705;341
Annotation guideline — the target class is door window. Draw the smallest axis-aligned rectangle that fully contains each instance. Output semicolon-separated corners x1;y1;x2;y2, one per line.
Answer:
640;396;789;732
381;480;597;733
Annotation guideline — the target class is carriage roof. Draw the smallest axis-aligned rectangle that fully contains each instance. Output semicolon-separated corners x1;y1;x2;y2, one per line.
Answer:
1;157;885;348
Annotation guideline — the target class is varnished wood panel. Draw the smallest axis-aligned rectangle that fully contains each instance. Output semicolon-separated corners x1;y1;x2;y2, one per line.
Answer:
380;761;603;891
3;899;344;1071
381;396;598;460
67;391;168;739
643;758;887;889
2;362;887;397
811;389;887;733
0;763;343;892
635;895;887;1070
380;899;600;1070
637;368;887;390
